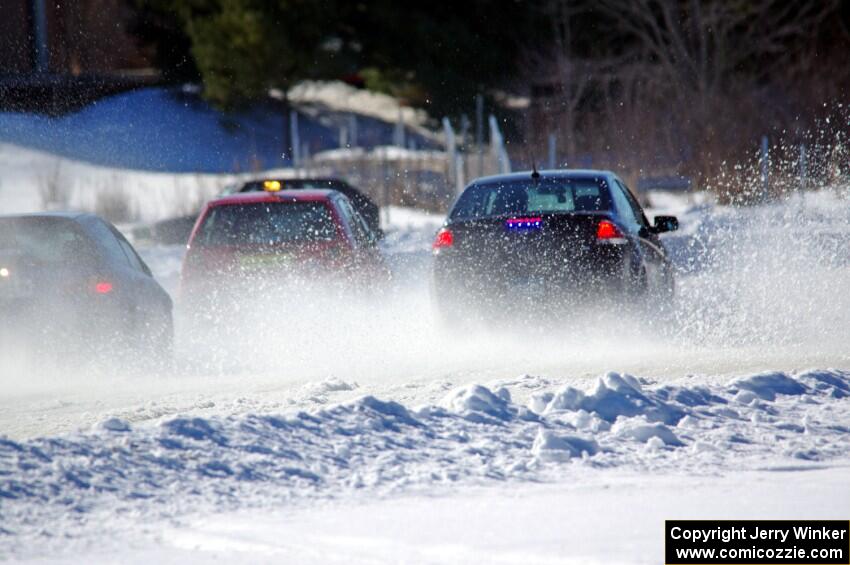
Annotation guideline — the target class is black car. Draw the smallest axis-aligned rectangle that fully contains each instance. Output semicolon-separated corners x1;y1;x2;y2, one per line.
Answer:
237;178;382;236
0;212;173;363
431;170;678;322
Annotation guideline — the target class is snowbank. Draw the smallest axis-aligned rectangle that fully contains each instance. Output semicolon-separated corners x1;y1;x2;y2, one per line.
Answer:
0;142;276;219
2;368;849;559
0;84;441;174
288;81;432;134
0;88;301;173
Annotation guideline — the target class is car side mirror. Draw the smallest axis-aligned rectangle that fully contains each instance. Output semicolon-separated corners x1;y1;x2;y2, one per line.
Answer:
653;215;678;233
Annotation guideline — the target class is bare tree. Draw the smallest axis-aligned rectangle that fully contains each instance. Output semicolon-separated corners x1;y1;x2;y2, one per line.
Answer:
591;0;839;102
522;0;843;191
38;161;69;210
521;1;620;163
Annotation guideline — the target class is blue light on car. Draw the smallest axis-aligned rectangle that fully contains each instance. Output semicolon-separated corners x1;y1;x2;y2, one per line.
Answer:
505;217;542;231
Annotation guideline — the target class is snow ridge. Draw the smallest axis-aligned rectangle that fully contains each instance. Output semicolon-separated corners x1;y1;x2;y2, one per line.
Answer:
2;369;849;557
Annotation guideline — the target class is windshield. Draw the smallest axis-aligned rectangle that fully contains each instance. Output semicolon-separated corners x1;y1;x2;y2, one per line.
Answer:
0;217;93;264
196;202;338;246
450;177;612;220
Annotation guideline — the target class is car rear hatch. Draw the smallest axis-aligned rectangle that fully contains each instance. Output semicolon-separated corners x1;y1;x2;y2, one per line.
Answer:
0;218;100;319
442;212;618;288
0;249;38;308
187;240;346;274
182;199;351;285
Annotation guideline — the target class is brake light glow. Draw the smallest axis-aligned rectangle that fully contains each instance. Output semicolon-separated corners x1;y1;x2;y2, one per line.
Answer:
95;281;113;294
505;217;542;231
596;220;626;244
433;228;454;250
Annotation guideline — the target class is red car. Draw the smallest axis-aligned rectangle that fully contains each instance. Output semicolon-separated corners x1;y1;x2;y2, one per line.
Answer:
180;187;388;307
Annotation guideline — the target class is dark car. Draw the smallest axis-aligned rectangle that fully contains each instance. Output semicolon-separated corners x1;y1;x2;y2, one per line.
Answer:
431;170;678;322
180;188;388;316
0;212;173;362
237;178;382;236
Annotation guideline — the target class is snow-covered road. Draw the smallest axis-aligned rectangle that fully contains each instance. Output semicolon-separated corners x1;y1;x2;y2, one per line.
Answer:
3;194;849;442
2;146;850;563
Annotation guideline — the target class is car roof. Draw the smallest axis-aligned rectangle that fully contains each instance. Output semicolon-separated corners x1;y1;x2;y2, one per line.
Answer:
471;169;617;185
244;177;351;186
0;212;109;244
207;189;338;208
0;211;94;221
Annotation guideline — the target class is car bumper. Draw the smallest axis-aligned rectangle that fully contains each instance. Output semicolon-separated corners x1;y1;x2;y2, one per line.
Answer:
432;249;632;319
1;296;126;354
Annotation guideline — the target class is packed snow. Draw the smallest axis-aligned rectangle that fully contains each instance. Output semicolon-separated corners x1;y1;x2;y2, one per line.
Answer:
2;369;849;561
142;468;850;565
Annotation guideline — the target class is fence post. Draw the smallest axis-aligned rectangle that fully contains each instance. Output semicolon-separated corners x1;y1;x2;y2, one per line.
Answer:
443;117;457;189
760;135;769;199
488;115;511;175
349;113;358;148
799;143;807;209
382;147;390;227
394;108;405;147
455;154;465;196
548;133;557;170
302;143;310;176
476;94;484;178
290;110;301;168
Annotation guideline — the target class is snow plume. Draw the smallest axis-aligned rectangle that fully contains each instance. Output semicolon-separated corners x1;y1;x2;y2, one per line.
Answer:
164;188;850;387
663;190;850;357
2;368;849;558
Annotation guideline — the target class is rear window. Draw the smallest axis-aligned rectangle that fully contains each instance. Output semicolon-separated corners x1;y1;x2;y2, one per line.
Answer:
450;177;611;220
0;217;92;264
195;202;338;246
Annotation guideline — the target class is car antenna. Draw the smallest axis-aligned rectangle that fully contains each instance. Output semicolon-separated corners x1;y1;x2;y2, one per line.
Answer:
525;144;541;179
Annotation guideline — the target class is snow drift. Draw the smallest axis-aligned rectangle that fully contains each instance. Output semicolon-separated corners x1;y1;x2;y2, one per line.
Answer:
2;368;849;559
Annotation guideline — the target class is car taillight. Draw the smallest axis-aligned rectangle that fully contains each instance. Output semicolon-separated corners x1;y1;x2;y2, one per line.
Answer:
94;281;113;294
596;220;626;244
433;228;454;250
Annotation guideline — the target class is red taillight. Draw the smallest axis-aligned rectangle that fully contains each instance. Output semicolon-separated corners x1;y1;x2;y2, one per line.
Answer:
596;220;626;243
433;228;454;250
94;281;113;294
